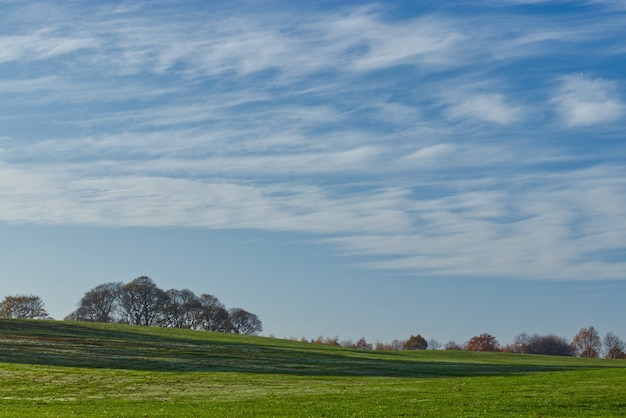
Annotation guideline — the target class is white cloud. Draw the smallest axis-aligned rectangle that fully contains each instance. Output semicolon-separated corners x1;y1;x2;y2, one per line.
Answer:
445;92;525;125
1;1;624;283
0;30;97;63
552;74;625;127
324;11;467;71
328;166;626;280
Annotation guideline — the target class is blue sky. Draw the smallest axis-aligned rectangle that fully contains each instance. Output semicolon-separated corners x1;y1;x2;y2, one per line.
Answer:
1;0;625;346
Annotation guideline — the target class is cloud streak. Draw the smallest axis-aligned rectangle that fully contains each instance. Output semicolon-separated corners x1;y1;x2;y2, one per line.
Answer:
0;0;624;281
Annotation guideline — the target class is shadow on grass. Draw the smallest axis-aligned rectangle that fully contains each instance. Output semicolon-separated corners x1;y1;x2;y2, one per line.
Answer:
0;319;615;378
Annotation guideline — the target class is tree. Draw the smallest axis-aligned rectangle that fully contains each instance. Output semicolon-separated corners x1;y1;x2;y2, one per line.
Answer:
503;333;530;354
444;341;463;350
120;276;168;326
162;288;202;329
390;339;405;350
572;326;601;358
603;332;625;359
525;334;574;356
428;338;441;350
403;334;428;350
228;308;262;335
0;295;48;319
466;333;500;352
65;282;122;323
353;337;373;350
197;294;232;332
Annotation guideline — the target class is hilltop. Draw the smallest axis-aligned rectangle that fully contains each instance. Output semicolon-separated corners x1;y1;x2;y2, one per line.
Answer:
0;319;625;416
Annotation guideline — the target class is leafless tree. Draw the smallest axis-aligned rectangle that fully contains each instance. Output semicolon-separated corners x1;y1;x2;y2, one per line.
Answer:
505;333;530;353
603;332;625;359
390;339;405;350
572;326;602;358
0;295;49;319
444;341;463;350
65;282;122;323
196;294;232;332
228;308;262;335
428;338;441;350
120;276;168;326
162;288;203;329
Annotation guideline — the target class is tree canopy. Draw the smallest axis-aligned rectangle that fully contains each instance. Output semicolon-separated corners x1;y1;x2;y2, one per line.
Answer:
64;276;262;335
0;295;48;319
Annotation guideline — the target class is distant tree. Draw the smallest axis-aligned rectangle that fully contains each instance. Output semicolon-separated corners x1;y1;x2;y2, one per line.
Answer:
444;341;463;350
504;333;530;353
339;339;354;348
572;326;601;358
65;282;122;323
0;295;48;319
198;294;232;332
403;334;428;350
228;308;262;335
525;334;574;356
353;337;373;350
120;276;168;326
428;338;441;350
603;332;625;359
315;336;340;346
324;336;340;346
466;333;500;352
162;288;203;329
390;339;405;350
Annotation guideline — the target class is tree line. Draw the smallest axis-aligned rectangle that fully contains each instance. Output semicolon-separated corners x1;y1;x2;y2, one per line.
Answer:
0;276;262;335
1;286;624;358
291;327;625;359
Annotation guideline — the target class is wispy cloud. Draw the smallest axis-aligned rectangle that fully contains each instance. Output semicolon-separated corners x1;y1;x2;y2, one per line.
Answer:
0;0;624;281
0;28;97;63
552;74;625;127
444;92;525;125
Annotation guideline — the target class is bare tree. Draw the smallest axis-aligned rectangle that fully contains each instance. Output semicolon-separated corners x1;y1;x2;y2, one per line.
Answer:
572;326;602;358
444;341;463;350
428;338;441;350
603;332;625;359
162;288;202;329
0;295;49;319
390;339;405;350
340;338;355;348
120;276;168;326
65;282;122;323
505;333;530;353
228;308;262;335
197;294;232;332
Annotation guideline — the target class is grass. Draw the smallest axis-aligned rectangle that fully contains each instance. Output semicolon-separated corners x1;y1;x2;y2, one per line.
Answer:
0;320;625;416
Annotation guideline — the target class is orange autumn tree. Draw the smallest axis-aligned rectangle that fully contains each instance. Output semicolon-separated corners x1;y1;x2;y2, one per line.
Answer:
466;333;500;352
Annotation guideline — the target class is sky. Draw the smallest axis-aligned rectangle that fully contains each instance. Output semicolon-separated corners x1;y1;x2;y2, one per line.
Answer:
0;0;625;346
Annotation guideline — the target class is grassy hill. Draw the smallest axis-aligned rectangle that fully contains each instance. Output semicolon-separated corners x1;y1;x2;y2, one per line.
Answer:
0;319;625;416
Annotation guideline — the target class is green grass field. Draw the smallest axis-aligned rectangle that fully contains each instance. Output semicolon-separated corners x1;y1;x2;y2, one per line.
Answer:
0;320;625;417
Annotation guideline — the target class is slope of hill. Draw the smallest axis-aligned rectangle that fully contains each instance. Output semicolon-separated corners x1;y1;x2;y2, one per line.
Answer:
0;319;625;417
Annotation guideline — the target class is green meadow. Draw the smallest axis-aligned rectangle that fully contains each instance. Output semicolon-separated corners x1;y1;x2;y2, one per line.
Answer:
0;320;625;417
